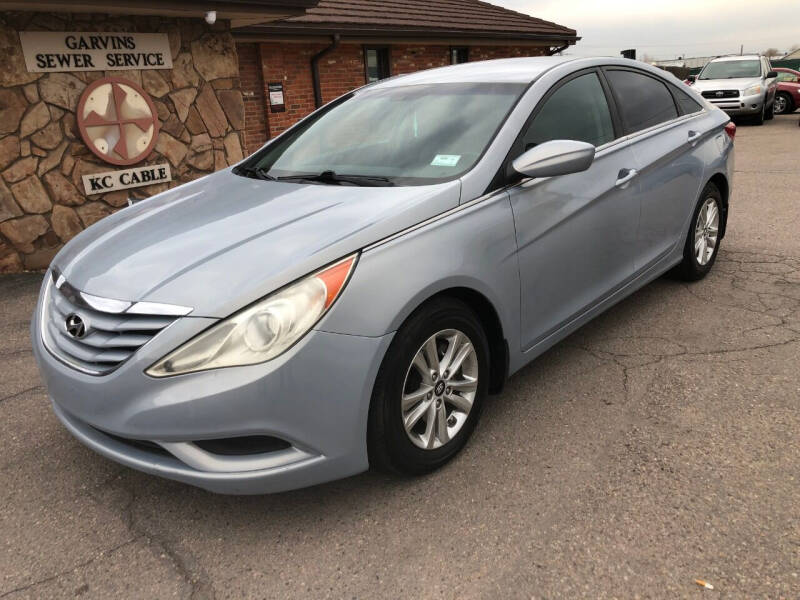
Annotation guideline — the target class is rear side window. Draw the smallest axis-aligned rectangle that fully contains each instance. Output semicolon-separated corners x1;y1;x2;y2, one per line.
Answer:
523;72;615;148
606;70;679;134
673;88;703;115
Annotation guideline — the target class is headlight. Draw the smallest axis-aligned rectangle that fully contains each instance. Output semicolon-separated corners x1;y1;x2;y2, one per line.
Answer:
743;85;762;96
146;254;357;377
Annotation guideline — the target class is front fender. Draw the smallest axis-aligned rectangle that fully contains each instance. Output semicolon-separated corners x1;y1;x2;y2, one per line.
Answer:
316;190;522;367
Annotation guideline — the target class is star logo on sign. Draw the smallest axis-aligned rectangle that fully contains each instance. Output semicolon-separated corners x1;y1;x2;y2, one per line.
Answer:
77;77;160;166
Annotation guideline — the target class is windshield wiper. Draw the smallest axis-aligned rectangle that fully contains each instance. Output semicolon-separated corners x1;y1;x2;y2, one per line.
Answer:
276;170;395;187
234;165;277;181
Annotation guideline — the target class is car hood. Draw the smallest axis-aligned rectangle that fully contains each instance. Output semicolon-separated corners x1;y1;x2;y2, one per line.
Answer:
54;169;461;317
692;77;762;92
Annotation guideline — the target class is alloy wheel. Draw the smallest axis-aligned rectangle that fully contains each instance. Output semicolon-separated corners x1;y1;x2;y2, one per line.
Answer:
401;329;478;450
774;95;788;114
694;197;719;266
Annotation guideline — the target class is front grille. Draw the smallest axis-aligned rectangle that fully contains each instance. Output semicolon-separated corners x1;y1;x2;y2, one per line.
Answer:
41;272;190;375
701;90;740;99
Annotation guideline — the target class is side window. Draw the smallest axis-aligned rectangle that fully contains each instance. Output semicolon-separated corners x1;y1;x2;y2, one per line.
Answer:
523;72;615;149
605;69;679;133
777;72;798;82
673;87;703;115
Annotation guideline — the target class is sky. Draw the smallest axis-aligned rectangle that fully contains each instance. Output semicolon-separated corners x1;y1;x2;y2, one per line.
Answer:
496;0;799;60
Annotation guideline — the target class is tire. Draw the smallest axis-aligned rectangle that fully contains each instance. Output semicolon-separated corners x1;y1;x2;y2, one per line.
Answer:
671;182;723;281
753;103;765;125
367;297;490;475
773;92;792;115
765;100;774;120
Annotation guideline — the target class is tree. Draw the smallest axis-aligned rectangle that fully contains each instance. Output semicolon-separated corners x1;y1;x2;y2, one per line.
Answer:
761;48;780;57
789;44;800;53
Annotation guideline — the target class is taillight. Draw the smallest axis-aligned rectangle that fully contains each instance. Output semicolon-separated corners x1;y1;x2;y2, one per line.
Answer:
724;121;736;141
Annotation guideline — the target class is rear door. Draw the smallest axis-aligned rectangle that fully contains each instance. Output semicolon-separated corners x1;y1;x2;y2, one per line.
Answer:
505;69;640;351
603;67;706;270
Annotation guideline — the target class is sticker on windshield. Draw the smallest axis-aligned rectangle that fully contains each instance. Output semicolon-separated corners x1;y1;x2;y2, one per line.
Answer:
431;154;461;167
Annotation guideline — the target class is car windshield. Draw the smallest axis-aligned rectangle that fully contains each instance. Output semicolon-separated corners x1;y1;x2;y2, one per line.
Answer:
240;82;526;186
699;60;761;80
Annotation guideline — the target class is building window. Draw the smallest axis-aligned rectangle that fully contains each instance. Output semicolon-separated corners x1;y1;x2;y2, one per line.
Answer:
364;47;391;83
450;47;469;64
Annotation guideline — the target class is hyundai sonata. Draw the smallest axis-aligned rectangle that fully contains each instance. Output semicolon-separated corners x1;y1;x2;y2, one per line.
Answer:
33;56;734;494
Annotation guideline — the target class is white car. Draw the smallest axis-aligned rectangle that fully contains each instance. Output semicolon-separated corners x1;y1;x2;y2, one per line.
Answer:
690;55;778;125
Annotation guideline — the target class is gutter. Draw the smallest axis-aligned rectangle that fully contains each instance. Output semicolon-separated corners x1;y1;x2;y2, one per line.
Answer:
235;25;579;43
311;33;340;108
548;43;569;55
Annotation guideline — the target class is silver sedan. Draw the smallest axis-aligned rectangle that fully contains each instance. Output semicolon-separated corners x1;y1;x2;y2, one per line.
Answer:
33;56;734;494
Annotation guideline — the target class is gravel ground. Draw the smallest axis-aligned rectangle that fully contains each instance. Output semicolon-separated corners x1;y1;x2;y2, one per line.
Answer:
1;114;798;599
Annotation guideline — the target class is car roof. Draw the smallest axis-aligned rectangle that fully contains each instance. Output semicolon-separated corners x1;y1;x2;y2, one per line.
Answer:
371;55;578;87
710;55;762;62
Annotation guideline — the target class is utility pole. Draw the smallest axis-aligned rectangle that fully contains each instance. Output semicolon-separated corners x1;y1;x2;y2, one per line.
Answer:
740;44;743;55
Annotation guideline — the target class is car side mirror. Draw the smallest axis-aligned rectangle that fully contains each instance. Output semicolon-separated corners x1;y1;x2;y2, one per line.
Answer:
687;74;697;83
512;140;596;179
767;70;778;79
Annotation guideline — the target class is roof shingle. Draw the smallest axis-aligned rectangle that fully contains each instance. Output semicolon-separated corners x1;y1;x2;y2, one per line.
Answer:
257;0;577;41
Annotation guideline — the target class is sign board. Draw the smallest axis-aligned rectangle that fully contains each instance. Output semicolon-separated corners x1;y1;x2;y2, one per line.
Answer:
268;82;286;113
82;163;172;195
19;32;172;73
77;77;160;166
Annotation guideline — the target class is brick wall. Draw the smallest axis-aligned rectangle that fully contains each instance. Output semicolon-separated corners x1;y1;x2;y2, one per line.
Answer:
251;42;549;141
237;43;268;155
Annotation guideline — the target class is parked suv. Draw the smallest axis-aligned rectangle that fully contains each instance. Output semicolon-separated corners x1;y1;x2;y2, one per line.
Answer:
691;55;778;124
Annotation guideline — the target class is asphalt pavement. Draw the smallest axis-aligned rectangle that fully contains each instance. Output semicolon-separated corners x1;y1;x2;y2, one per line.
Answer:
1;114;798;599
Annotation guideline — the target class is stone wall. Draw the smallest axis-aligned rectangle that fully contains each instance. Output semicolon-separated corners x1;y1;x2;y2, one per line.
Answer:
0;13;246;273
238;41;548;142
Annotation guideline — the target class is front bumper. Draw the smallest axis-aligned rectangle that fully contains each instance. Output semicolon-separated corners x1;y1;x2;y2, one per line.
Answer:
32;286;393;494
706;93;764;116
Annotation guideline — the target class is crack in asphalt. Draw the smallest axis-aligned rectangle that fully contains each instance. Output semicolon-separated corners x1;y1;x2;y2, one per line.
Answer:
564;249;800;409
0;538;140;598
85;475;216;600
0;386;44;404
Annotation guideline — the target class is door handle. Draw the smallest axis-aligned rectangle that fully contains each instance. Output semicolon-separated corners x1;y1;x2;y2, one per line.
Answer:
615;168;638;188
687;130;701;145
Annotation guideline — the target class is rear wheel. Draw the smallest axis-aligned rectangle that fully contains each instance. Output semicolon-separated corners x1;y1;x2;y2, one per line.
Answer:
671;182;723;281
368;297;489;475
774;92;792;115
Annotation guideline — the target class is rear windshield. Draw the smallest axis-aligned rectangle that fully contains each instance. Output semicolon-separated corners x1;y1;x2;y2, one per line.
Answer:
699;60;761;80
241;82;526;186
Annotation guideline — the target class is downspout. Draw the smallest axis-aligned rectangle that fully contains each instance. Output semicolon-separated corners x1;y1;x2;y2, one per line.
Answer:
311;34;341;108
548;43;569;56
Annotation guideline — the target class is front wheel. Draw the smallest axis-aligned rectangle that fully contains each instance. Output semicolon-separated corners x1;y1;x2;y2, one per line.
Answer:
368;297;489;475
765;100;774;120
773;92;792;115
671;182;723;281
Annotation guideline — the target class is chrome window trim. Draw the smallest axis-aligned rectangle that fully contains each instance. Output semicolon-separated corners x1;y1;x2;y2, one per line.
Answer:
595;109;706;155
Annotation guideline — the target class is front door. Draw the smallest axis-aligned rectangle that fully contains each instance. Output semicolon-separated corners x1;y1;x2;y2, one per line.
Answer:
506;70;641;351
